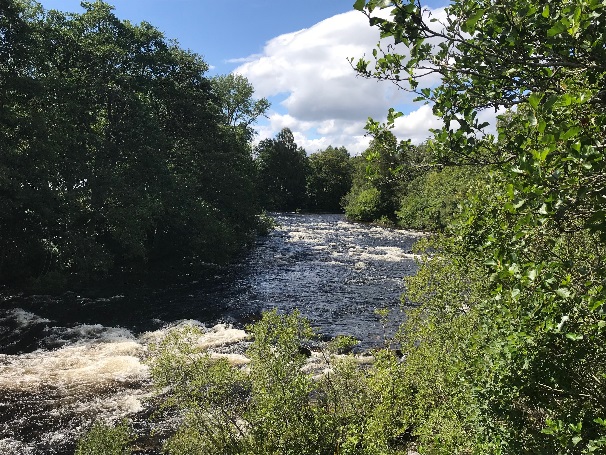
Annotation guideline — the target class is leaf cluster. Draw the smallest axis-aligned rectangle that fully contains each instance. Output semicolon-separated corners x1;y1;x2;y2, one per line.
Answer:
141;311;419;455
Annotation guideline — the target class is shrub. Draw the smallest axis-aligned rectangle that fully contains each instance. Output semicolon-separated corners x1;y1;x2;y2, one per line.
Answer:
75;420;133;455
343;186;384;222
145;311;420;455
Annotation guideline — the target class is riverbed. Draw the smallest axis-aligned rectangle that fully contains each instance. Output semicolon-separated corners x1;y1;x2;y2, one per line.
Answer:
0;214;423;454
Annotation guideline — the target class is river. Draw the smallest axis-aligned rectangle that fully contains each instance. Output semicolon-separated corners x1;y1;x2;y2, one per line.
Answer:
0;214;423;454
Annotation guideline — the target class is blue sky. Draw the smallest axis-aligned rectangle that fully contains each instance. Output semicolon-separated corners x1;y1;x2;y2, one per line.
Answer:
37;1;358;75
36;0;457;154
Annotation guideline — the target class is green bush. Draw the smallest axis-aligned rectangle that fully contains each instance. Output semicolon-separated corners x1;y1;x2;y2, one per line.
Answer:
75;421;133;455
145;311;420;455
397;166;485;232
343;186;384;222
255;212;278;236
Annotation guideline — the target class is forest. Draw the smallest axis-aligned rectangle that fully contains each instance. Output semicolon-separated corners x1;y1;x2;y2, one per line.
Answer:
2;0;606;454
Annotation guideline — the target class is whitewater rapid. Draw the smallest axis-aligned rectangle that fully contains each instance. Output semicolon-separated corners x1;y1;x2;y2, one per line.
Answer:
0;214;424;453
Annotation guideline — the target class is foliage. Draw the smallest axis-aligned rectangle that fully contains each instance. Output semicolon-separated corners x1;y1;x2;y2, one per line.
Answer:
343;131;432;224
0;1;263;288
143;311;423;455
306;146;353;213
343;186;384;222
397;164;485;231
147;324;251;454
75;420;133;455
211;73;270;141
343;133;402;222
353;0;606;452
255;128;310;212
255;211;278;236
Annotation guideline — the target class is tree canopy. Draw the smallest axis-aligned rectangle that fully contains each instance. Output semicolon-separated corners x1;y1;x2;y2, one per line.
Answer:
211;73;270;141
306;146;353;213
0;0;264;289
254;128;310;212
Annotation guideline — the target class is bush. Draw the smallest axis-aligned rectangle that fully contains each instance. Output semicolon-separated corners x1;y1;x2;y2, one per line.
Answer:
145;311;419;455
75;421;133;455
397;166;485;232
343;186;384;222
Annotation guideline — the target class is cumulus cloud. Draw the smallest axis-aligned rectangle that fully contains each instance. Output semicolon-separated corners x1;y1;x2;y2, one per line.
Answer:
234;6;478;155
392;105;444;144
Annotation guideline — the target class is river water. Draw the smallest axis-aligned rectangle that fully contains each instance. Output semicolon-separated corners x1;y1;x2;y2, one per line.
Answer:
0;214;423;454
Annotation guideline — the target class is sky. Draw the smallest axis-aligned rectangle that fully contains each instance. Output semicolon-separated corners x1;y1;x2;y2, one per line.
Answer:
37;0;460;155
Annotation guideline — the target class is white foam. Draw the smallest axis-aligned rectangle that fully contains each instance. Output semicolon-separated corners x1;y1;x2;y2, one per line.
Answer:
7;309;51;326
44;324;137;349
73;389;149;416
0;438;35;455
197;324;249;349
0;338;148;392
210;353;250;366
141;322;248;350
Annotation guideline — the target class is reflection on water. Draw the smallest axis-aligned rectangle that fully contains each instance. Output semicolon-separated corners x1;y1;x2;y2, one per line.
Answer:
0;214;423;454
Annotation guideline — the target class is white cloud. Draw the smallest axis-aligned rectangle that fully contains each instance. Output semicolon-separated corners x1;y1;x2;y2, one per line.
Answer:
225;54;264;64
392;105;443;144
234;6;470;155
477;106;507;136
233;10;402;155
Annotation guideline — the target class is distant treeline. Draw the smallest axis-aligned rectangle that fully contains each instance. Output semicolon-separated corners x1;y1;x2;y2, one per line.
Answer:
256;126;472;233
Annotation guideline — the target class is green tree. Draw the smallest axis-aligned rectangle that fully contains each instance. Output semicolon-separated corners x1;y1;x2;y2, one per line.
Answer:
306;146;353;213
0;0;49;282
255;128;309;211
397;164;485;231
145;311;417;455
75;421;133;455
211;73;270;141
0;0;260;288
343;131;428;223
354;0;606;452
343;132;402;222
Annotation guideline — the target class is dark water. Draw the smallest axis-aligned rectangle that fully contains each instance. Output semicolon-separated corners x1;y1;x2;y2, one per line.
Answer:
0;213;423;454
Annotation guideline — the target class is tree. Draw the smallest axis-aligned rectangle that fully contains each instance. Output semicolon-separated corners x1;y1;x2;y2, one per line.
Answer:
354;0;606;452
0;0;51;282
306;146;352;213
343;131;428;223
255;128;309;212
211;73;270;141
396;164;483;231
0;0;260;288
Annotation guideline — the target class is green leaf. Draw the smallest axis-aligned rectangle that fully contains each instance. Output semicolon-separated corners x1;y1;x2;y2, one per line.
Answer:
547;21;567;37
566;333;584;341
560;93;574;106
529;92;543;110
465;9;485;30
542;4;550;18
527;269;537;281
561;126;580;141
353;0;366;11
511;288;521;299
556;287;572;299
